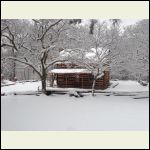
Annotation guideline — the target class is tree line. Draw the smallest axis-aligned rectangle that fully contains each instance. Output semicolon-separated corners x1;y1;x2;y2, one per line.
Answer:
1;19;149;94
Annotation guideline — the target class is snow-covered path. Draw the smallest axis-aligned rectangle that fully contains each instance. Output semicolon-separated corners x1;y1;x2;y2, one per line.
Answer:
1;94;149;131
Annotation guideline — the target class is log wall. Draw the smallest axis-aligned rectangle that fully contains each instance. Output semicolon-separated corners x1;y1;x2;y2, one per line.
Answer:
56;71;109;90
50;63;110;90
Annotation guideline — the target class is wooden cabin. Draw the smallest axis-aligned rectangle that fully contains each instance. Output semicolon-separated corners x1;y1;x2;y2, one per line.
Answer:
48;63;110;90
48;48;110;89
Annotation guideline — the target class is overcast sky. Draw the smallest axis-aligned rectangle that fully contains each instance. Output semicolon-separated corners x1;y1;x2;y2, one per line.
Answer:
82;19;140;26
120;19;141;26
29;19;141;32
80;19;141;32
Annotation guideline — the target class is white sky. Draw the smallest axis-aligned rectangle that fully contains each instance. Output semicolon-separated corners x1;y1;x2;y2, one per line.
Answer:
29;19;141;32
80;19;141;32
120;19;141;26
82;19;140;26
29;19;140;27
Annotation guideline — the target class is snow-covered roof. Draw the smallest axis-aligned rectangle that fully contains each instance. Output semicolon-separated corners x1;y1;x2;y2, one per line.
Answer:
59;50;68;57
49;69;91;74
59;47;109;60
85;48;109;59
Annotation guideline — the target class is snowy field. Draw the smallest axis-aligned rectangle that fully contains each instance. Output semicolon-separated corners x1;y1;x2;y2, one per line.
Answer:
1;80;149;131
1;80;149;94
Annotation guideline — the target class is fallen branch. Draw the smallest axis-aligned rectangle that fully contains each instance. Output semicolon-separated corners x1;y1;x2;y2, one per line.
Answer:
112;82;119;88
1;83;15;87
133;97;149;99
4;91;42;96
113;93;137;96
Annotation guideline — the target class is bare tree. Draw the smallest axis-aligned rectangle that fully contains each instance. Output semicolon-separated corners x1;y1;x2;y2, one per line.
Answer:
1;20;17;80
85;48;110;96
1;19;68;94
60;22;112;96
117;19;149;81
110;19;121;28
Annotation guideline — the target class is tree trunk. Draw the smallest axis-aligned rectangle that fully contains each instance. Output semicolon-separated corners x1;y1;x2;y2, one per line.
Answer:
24;70;26;80
41;61;47;94
27;68;30;80
92;78;96;96
13;60;16;79
41;77;47;94
12;47;16;79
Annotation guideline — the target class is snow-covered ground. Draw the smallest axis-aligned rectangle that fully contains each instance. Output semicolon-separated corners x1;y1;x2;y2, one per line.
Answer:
1;80;149;131
1;80;149;95
1;80;15;87
106;80;149;92
1;94;149;131
1;81;41;95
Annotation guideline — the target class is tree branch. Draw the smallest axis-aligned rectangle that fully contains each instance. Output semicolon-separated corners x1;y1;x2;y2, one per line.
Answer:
38;19;63;41
6;57;42;78
45;59;67;70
